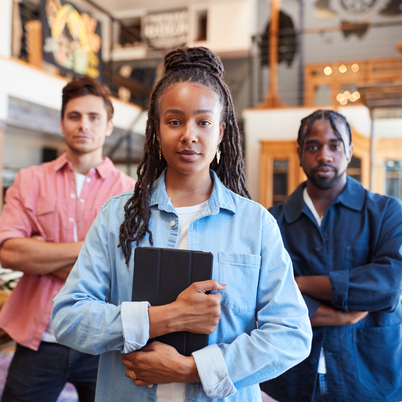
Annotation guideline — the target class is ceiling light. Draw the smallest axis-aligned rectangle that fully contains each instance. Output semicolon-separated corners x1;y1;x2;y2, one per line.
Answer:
351;63;359;72
336;93;344;102
339;64;347;73
119;65;132;78
118;87;131;102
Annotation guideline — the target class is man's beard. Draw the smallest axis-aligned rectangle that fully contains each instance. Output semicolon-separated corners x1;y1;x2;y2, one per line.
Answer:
306;165;343;190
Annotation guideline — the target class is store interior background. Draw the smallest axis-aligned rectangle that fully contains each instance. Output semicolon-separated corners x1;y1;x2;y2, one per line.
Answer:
1;0;402;207
0;0;401;399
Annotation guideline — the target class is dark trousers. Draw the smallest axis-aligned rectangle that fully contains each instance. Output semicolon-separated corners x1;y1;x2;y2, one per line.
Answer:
1;342;99;402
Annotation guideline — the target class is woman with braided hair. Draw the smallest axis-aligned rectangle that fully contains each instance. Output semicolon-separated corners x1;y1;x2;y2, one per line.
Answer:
52;46;311;402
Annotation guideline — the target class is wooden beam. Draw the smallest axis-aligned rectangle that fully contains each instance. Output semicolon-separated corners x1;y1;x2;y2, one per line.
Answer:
258;0;284;109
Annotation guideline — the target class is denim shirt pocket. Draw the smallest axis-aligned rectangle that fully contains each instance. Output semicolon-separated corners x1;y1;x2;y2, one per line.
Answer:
218;252;261;313
353;324;402;390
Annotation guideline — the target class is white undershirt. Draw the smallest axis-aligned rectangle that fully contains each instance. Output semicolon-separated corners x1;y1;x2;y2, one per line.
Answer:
42;172;86;343
156;202;205;402
303;188;326;375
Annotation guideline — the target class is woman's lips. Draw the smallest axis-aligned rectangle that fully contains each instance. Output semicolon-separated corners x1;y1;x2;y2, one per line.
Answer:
178;150;199;161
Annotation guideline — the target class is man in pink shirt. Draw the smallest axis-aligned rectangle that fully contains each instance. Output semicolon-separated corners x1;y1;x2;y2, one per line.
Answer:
0;77;135;402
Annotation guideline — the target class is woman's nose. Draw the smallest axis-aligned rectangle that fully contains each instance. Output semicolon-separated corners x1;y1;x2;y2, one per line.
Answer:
180;123;197;144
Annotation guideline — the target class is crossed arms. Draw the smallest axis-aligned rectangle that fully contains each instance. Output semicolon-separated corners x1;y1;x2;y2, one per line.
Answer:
0;237;83;280
295;275;368;326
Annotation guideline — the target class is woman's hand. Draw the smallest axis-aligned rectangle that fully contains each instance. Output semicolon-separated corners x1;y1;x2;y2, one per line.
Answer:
122;341;200;386
148;279;225;338
173;280;225;334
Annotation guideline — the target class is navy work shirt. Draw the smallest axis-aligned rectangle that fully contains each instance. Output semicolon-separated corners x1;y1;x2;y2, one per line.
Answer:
263;177;402;402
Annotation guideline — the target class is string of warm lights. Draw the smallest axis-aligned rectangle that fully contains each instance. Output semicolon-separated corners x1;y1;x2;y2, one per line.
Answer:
336;90;361;106
322;63;362;105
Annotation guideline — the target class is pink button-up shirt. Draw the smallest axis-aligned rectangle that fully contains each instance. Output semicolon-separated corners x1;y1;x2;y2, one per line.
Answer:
0;153;135;350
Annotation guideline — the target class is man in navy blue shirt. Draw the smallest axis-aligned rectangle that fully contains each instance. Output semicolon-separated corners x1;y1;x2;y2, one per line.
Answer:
261;110;402;402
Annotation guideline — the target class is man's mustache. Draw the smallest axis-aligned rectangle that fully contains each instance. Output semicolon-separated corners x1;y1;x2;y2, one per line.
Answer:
312;164;337;172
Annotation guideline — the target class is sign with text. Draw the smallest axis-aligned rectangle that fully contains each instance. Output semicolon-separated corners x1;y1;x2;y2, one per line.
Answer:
143;9;189;50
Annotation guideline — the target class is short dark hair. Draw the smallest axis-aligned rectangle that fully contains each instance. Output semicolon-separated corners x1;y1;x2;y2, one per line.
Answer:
297;109;352;147
61;76;114;120
297;109;352;163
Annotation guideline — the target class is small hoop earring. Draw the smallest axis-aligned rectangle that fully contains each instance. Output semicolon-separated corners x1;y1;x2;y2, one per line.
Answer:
216;145;221;164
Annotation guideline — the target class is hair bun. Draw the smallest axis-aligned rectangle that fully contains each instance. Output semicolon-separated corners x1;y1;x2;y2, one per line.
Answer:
164;47;225;78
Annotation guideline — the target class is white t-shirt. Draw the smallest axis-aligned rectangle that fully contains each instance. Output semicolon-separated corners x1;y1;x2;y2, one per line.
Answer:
303;188;326;375
156;202;205;401
42;172;86;343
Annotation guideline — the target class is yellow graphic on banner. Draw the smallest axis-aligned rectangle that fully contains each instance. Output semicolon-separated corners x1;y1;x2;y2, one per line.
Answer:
46;0;101;78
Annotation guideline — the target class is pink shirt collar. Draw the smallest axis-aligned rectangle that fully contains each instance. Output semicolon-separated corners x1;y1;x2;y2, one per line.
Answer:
53;153;115;179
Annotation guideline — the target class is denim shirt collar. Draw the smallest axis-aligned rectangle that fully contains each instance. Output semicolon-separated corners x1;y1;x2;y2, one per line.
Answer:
149;170;236;215
283;176;365;224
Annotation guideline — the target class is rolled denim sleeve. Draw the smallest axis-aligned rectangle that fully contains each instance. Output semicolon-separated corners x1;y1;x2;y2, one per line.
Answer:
192;344;236;398
121;301;150;353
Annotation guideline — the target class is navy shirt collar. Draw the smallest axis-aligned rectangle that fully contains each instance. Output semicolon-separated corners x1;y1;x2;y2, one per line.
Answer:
283;176;365;224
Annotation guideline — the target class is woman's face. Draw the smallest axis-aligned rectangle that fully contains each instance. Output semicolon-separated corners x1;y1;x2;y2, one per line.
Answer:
157;81;225;180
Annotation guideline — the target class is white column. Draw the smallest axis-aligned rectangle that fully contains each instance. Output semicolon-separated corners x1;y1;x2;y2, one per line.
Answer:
0;0;13;58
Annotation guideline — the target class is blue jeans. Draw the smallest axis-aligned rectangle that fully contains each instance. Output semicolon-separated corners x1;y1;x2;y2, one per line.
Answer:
1;342;99;402
313;373;329;402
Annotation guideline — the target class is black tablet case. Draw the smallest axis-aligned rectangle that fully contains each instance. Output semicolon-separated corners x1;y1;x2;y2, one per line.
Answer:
132;247;213;356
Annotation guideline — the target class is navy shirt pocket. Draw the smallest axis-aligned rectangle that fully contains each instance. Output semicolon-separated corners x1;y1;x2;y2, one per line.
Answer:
218;252;261;313
344;243;373;270
353;324;402;391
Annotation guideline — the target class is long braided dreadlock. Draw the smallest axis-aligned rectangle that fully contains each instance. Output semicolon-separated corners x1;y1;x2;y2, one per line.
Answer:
297;109;353;165
118;46;250;266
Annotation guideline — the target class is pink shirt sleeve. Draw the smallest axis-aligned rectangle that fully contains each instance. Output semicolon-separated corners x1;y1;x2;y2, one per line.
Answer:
0;172;34;246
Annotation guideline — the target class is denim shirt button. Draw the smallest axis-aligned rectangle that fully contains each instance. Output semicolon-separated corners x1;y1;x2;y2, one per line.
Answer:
148;384;153;388
170;220;176;227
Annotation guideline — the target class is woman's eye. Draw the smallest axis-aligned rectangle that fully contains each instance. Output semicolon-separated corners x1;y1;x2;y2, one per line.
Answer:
307;146;318;151
199;120;211;126
168;120;181;126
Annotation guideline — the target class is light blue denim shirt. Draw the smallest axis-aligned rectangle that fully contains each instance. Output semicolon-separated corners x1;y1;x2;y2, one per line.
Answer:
52;170;312;402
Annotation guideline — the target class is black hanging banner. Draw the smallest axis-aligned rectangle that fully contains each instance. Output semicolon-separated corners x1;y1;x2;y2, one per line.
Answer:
41;0;103;80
